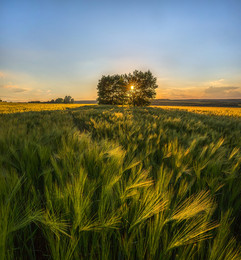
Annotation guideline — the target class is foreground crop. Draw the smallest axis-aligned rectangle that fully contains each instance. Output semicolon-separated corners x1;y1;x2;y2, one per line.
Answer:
0;106;241;259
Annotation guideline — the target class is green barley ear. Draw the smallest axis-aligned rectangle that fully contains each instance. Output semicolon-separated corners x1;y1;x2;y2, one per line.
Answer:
39;210;70;238
167;216;219;250
168;190;215;223
209;210;241;260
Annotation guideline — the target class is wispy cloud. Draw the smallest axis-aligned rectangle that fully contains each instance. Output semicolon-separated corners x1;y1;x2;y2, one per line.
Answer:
156;87;206;99
156;77;241;99
201;78;241;98
2;84;29;93
208;79;225;86
204;86;241;98
205;86;239;93
0;71;6;78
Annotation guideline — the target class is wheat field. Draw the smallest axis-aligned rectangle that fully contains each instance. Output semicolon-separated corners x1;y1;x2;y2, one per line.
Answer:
1;102;241;117
0;103;88;114
0;104;241;259
155;106;241;117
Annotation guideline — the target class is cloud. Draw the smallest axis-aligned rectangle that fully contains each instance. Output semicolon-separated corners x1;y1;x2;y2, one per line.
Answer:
0;71;6;78
208;79;225;86
156;81;241;99
205;86;239;94
156;87;206;99
2;85;29;93
204;86;241;98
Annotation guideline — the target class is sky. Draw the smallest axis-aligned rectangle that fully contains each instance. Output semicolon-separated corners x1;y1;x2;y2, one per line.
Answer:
1;0;241;101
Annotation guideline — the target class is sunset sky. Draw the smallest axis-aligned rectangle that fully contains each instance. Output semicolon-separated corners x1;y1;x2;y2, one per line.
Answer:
1;0;241;101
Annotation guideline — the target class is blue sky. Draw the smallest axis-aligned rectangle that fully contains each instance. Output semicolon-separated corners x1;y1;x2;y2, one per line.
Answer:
1;0;241;101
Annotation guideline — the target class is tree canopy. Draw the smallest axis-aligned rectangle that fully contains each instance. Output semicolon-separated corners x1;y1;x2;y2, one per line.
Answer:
64;95;74;104
97;70;158;106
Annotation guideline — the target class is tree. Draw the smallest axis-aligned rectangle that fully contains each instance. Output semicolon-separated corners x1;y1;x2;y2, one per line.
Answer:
55;98;64;103
64;95;74;103
97;75;127;105
97;70;158;106
126;70;158;106
52;96;74;104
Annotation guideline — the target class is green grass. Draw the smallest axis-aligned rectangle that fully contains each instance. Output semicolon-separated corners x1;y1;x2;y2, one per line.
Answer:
0;105;241;259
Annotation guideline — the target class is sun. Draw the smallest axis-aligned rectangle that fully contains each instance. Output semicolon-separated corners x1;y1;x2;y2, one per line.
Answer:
131;85;134;90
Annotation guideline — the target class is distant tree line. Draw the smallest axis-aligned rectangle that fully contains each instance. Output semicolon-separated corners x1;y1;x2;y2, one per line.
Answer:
28;101;41;103
49;95;74;104
97;70;158;106
28;96;74;104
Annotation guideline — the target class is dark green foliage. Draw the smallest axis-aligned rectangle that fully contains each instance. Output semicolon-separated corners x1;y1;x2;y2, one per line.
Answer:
64;95;74;104
0;106;241;259
54;98;64;103
49;96;74;104
97;70;158;106
126;70;158;106
97;74;127;105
